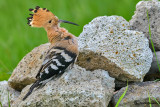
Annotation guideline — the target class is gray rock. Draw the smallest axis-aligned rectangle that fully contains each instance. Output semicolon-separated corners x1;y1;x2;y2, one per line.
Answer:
77;16;153;82
12;65;115;107
0;81;20;107
115;79;140;91
144;51;160;81
111;81;160;107
130;0;160;51
8;43;50;91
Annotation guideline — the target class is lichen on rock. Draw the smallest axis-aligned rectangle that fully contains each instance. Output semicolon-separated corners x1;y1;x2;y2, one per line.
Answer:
144;51;160;81
130;0;160;51
12;65;115;107
111;81;160;107
8;43;50;91
0;81;20;106
77;16;153;81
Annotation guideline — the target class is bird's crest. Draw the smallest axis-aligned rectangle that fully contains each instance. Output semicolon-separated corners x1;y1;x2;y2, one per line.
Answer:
27;6;58;28
27;6;79;28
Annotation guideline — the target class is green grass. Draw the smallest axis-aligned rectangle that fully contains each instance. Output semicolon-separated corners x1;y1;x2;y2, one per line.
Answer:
115;80;128;107
0;0;141;81
147;9;160;106
154;79;160;82
148;91;160;107
152;96;160;106
147;9;160;73
0;91;11;107
148;90;152;107
147;9;160;82
8;91;10;107
0;101;2;107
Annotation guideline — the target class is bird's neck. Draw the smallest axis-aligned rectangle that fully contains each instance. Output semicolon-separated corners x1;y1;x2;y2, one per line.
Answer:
46;26;68;44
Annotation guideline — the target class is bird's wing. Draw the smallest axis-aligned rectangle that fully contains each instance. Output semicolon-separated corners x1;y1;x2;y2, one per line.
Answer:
35;46;77;82
23;45;77;100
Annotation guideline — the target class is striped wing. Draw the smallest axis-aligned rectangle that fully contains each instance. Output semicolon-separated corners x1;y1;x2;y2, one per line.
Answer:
36;46;77;82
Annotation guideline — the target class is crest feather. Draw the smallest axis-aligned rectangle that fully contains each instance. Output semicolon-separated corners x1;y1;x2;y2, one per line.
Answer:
27;6;58;27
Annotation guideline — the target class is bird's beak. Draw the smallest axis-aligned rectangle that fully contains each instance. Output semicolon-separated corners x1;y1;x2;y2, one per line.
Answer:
58;20;79;26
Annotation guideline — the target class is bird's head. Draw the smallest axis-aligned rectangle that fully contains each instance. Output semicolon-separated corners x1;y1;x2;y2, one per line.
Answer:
27;6;78;30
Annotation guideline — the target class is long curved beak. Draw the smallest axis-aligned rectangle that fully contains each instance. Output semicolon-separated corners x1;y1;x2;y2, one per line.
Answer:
59;20;79;26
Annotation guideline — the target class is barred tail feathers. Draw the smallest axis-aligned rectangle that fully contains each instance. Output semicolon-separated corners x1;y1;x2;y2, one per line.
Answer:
22;80;41;100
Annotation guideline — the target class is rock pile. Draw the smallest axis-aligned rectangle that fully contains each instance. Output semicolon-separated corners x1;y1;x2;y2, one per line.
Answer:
0;81;20;106
129;0;160;81
77;16;152;82
111;81;160;107
0;0;160;107
130;0;160;51
12;65;115;107
8;43;50;91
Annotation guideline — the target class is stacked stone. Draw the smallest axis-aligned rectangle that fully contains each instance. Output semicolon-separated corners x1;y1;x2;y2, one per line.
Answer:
0;0;160;106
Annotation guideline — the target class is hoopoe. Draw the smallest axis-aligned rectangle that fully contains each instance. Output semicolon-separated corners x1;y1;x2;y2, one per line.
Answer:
23;6;79;100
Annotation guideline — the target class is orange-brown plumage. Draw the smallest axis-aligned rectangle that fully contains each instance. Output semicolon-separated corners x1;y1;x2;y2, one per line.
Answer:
28;6;58;28
27;6;78;55
23;6;79;100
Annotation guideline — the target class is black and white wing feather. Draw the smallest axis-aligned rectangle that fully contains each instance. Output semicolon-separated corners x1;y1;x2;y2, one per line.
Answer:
23;46;77;100
36;46;77;81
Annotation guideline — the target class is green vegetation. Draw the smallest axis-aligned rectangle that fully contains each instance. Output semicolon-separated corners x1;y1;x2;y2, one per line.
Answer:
0;1;159;106
115;80;128;107
152;96;160;106
148;90;152;107
147;9;160;73
114;8;160;107
0;0;142;80
8;91;10;107
147;9;160;106
0;101;2;107
147;9;160;82
148;91;160;107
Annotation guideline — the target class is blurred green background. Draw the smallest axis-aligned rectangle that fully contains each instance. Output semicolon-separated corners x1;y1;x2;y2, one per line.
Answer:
0;0;142;81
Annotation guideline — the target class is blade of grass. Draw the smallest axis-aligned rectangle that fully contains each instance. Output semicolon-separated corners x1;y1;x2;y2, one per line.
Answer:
115;80;128;107
152;96;160;106
148;90;152;107
154;79;160;82
146;9;160;73
8;91;10;107
0;59;10;73
0;101;2;107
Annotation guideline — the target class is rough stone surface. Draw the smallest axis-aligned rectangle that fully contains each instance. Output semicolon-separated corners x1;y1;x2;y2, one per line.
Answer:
77;16;153;81
12;65;115;107
111;81;160;107
130;0;160;51
144;52;160;81
0;81;20;107
114;79;140;91
8;43;50;91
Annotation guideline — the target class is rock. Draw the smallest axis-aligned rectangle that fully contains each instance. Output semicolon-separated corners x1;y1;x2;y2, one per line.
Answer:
130;0;160;51
111;81;160;107
77;16;153;82
8;43;50;91
144;51;160;81
12;65;115;107
116;51;160;89
114;79;140;91
0;81;20;107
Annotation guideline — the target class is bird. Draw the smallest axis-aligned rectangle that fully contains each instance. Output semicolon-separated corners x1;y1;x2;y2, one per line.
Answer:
23;6;79;100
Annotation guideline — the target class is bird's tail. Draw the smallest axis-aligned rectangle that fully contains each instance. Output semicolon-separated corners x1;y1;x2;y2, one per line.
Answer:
22;80;40;101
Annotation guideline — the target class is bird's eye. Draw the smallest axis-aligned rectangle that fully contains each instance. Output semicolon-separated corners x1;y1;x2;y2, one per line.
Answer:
48;20;52;23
